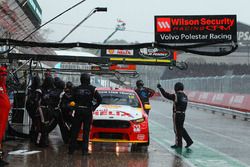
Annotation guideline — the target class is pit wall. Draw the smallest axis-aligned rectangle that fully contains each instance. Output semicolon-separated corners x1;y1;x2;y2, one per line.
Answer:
152;91;250;113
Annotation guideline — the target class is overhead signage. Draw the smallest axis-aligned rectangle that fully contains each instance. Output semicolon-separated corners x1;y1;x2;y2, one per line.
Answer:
101;48;176;66
101;48;175;60
109;64;136;71
155;15;237;43
138;48;173;59
105;49;134;56
60;63;93;70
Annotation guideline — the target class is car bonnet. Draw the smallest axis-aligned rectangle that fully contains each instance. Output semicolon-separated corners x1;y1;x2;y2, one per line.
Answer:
93;104;143;121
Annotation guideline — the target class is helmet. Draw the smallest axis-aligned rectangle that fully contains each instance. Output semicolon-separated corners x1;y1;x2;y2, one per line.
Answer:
45;69;51;78
42;76;54;89
54;77;62;88
31;75;41;89
0;65;7;76
80;73;90;85
54;77;61;82
58;80;65;90
174;82;184;92
0;65;7;85
66;81;73;89
136;80;144;87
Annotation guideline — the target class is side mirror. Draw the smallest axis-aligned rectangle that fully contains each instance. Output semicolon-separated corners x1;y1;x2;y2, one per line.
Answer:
144;104;151;110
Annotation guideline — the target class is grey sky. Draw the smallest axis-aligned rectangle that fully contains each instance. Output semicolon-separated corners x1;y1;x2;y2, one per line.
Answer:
37;0;249;43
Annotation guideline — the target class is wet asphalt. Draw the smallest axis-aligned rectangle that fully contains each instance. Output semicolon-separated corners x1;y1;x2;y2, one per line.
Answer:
2;100;250;167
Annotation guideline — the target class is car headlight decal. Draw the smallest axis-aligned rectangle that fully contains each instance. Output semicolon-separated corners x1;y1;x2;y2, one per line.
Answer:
132;117;145;124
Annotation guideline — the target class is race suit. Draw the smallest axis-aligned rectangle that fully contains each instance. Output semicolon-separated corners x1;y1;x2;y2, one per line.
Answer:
0;66;10;143
49;87;69;143
60;87;74;125
158;88;193;147
135;87;155;115
26;86;42;142
36;87;53;147
68;84;102;154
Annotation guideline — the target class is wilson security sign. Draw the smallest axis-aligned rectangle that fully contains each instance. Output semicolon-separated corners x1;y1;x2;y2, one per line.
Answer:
155;15;237;43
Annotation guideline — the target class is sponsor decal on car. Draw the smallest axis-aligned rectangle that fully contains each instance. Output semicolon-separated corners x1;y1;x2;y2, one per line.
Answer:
94;109;133;118
137;134;145;140
101;105;122;109
133;125;141;132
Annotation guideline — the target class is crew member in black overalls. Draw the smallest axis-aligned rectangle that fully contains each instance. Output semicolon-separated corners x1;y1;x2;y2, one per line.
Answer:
157;82;193;148
68;73;102;155
36;76;55;147
26;75;42;143
49;78;70;143
60;81;74;126
135;80;155;115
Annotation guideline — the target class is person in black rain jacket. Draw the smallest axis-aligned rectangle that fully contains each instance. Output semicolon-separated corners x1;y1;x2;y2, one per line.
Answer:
157;82;193;149
68;73;102;155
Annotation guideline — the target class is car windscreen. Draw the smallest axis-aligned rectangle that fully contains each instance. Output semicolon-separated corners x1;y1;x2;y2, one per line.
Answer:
98;90;141;108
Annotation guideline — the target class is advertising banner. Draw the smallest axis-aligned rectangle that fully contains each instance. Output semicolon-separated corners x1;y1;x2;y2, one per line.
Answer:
155;15;237;43
101;48;176;65
109;64;136;71
101;48;175;60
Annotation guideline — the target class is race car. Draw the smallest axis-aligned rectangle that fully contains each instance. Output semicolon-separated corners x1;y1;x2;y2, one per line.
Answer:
77;87;150;147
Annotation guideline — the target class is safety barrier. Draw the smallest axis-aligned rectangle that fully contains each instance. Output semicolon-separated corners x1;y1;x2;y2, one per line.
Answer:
185;91;250;113
152;91;250;120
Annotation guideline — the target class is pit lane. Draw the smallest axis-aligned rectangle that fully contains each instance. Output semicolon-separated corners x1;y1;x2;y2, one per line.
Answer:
3;100;250;167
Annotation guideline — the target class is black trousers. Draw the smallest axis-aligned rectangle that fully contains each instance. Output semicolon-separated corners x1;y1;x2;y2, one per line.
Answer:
69;108;92;153
52;108;70;144
36;106;50;147
173;113;193;147
26;105;38;142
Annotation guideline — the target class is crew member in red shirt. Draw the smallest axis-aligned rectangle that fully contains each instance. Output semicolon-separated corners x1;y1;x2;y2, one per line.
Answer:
0;65;11;166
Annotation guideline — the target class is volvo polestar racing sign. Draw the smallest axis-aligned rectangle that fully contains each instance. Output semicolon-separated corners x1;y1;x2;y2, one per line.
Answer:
155;15;237;43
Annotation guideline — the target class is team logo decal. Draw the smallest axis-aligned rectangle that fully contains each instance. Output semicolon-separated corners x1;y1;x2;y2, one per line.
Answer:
157;17;171;32
107;49;115;54
133;125;141;132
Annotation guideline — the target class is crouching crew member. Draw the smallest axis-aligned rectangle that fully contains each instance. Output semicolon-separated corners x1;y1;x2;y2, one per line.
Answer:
49;78;70;143
60;81;74;127
68;73;102;155
36;76;55;147
26;75;42;143
157;82;193;149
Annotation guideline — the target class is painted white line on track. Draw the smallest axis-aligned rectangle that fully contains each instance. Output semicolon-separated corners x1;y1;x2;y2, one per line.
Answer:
151;136;197;167
155;109;250;148
150;120;249;167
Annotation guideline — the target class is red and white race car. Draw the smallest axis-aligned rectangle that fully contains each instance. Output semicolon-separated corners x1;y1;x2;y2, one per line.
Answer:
77;87;150;147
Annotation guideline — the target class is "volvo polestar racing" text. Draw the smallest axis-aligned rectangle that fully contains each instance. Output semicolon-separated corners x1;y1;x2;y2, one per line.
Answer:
160;33;232;41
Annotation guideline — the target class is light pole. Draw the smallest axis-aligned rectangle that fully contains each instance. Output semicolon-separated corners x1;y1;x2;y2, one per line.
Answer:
96;19;126;56
103;19;126;44
59;7;107;42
